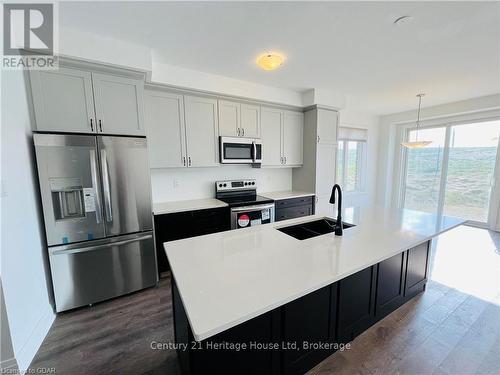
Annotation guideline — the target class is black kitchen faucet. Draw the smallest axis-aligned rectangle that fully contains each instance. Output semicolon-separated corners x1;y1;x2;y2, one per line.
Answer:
329;184;343;236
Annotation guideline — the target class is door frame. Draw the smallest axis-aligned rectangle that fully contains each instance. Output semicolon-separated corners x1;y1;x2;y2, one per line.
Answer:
396;115;500;229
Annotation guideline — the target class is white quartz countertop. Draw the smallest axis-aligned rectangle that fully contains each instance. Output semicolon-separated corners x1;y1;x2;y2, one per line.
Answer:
260;190;315;200
165;205;465;341
153;198;228;215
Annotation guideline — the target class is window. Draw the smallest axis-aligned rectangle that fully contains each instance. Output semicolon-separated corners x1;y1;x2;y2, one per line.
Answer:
401;119;500;225
336;127;367;193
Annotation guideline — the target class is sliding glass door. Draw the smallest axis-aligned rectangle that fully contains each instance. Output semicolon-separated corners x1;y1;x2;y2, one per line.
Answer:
401;119;500;226
403;127;446;214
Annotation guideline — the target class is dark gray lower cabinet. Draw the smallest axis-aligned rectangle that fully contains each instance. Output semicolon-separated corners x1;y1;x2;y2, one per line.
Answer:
154;207;230;273
337;266;377;343
404;241;430;300
281;284;337;375
275;196;315;222
375;252;406;320
172;241;430;375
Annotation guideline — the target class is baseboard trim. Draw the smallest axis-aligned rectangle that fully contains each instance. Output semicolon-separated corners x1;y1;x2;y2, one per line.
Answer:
15;304;54;371
0;356;18;370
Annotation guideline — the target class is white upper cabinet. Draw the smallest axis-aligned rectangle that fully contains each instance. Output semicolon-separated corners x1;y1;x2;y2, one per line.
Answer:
30;64;146;136
30;67;96;133
261;107;283;166
240;104;260;138
184;95;219;167
92;73;145;136
283;111;304;166
316;109;338;144
218;100;240;137
261;106;303;167
144;90;186;168
218;100;260;138
144;92;219;169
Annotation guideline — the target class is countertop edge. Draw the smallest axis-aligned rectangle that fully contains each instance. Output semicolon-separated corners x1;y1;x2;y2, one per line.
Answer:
260;191;315;200
153;199;228;215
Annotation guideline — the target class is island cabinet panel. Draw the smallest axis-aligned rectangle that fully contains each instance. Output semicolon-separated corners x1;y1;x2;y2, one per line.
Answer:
191;311;280;375
404;241;430;300
281;283;337;375
375;252;407;320
337;266;377;343
154;207;230;273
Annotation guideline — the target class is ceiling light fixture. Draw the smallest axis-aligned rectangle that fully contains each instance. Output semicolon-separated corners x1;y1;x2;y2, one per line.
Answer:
256;53;284;71
401;94;433;149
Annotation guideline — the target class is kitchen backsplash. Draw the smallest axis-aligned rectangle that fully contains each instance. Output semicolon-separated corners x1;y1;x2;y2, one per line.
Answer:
150;166;292;203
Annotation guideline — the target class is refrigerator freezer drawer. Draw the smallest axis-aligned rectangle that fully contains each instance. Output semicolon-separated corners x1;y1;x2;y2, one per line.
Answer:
49;232;157;312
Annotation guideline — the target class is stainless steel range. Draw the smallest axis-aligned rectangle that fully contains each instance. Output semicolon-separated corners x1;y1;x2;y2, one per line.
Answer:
215;179;274;229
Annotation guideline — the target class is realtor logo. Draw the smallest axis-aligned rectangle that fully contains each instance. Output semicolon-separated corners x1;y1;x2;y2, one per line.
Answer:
2;3;57;69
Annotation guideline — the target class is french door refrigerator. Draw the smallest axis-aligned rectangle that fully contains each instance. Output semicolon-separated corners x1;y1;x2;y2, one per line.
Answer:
34;133;158;312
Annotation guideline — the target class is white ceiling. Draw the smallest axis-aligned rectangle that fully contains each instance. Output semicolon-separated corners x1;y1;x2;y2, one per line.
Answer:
60;1;500;114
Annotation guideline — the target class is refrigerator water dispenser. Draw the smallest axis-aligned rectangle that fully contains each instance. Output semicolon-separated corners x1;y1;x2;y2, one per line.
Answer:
50;177;85;220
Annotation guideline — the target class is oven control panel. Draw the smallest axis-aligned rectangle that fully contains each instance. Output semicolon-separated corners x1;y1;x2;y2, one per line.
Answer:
215;179;257;192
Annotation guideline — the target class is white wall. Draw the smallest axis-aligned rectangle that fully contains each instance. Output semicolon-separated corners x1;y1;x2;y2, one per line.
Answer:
151;166;292;203
1;280;17;371
0;71;55;371
59;27;152;74
338;109;380;207
151;60;304;107
377;94;500;208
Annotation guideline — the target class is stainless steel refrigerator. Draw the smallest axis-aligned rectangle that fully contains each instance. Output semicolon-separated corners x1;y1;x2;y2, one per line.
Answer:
34;133;158;312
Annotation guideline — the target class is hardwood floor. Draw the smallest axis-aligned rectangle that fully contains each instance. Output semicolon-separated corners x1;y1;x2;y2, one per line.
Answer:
29;274;181;375
29;225;500;375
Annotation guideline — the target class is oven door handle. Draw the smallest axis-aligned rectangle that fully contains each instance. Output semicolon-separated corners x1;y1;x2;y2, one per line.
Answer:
231;204;274;213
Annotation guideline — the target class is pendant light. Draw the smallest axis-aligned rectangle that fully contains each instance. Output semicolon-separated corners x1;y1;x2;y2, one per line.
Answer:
401;94;432;149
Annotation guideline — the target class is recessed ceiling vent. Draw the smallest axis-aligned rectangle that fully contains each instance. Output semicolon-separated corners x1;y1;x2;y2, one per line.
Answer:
394;15;413;26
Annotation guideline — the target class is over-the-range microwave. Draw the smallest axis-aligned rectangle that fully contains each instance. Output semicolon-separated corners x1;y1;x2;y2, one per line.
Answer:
219;136;262;165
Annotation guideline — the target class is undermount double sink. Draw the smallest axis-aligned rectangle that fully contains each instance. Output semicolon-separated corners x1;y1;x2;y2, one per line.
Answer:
277;218;355;240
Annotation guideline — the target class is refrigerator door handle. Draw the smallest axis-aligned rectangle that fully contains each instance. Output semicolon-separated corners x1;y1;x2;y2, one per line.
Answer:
89;149;103;223
51;233;153;255
101;149;113;222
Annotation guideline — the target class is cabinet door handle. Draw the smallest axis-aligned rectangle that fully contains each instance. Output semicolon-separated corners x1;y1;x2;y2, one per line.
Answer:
183;156;186;166
90;118;94;132
237;128;241;136
99;120;103;132
242;128;245;136
188;156;192;166
317;135;320;143
284;156;287;164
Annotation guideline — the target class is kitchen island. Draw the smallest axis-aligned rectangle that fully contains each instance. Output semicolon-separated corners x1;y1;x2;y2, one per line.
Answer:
165;206;464;375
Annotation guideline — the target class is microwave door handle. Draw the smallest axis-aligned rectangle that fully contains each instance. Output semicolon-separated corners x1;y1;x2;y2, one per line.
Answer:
89;150;103;223
252;141;257;163
101;149;113;222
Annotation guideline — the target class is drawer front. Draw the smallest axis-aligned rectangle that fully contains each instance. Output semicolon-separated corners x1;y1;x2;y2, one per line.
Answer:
275;196;314;210
50;234;157;312
276;205;313;222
